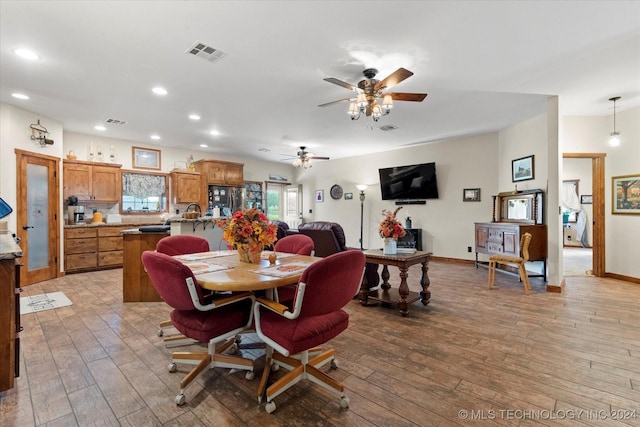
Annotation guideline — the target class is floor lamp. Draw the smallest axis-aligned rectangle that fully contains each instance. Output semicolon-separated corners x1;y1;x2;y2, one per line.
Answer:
357;185;367;250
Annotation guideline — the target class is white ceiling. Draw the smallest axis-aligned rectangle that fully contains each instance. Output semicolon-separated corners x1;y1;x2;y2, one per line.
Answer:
1;1;639;164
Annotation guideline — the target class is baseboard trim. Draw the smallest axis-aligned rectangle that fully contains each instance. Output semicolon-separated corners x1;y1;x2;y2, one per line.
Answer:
605;272;640;284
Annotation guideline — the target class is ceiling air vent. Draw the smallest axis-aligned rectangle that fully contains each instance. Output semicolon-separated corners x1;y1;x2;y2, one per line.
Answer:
185;41;226;63
378;124;398;132
105;118;127;125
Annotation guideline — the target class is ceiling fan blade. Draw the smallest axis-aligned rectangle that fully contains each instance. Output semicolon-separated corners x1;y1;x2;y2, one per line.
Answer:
374;67;414;92
309;156;330;160
318;97;354;107
388;92;428;102
323;77;356;91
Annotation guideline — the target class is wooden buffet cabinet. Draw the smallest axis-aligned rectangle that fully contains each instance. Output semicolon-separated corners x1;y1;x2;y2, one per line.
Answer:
63;159;122;202
0;233;22;392
475;189;547;280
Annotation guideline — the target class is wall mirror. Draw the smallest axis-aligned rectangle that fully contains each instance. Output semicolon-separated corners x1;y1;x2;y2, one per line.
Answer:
121;170;168;214
496;189;544;224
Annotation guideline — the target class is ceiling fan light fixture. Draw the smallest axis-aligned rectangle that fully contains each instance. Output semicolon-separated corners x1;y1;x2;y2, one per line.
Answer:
608;96;621;147
356;93;368;108
382;94;394;110
348;102;360;119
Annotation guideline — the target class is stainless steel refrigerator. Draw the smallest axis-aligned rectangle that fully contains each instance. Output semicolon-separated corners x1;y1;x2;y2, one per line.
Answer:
207;185;245;216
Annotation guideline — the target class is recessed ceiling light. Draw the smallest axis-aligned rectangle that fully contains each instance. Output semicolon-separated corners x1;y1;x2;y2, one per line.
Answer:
209;129;220;136
199;144;208;148
189;114;201;120
11;93;29;100
152;87;167;95
14;48;39;60
150;134;160;140
94;125;106;131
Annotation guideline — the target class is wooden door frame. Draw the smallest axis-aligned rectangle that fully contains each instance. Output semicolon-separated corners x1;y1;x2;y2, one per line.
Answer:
15;149;61;285
562;152;605;277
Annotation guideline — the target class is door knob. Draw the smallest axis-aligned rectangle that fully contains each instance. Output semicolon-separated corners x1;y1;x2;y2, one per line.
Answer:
22;225;34;230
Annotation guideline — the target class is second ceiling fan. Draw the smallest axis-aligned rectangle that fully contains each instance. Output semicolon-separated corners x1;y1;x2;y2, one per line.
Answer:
319;67;428;121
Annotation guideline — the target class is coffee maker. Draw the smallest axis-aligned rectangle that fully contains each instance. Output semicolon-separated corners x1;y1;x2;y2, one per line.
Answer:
73;206;85;224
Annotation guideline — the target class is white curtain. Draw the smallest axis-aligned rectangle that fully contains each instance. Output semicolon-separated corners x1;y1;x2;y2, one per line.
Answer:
562;182;588;247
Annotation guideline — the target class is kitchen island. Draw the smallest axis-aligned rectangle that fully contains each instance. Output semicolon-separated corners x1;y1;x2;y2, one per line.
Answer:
0;231;23;392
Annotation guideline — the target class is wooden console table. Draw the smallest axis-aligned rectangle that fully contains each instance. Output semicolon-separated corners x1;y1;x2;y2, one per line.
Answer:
359;249;432;317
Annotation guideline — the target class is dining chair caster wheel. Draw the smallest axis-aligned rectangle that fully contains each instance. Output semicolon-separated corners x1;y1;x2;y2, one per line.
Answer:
330;359;339;369
245;371;255;380
157;329;164;337
270;364;279;372
168;362;177;373
265;401;276;414
175;394;186;406
235;334;242;343
339;396;350;408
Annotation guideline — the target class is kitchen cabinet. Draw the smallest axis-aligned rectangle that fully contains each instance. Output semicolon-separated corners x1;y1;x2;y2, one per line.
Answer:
65;228;98;272
194;159;244;186
170;169;202;204
98;227;127;267
63;159;122;202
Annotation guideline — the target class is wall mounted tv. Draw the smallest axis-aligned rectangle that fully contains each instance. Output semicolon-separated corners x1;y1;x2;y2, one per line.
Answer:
379;162;439;200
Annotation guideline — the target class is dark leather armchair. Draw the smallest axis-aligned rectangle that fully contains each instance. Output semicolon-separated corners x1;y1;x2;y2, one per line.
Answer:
297;221;348;257
272;220;290;241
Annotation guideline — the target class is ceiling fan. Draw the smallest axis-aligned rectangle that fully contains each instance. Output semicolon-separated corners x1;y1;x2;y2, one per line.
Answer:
319;67;428;121
284;146;329;169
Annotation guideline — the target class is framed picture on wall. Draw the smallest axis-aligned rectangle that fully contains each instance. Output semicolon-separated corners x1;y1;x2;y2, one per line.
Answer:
512;155;534;182
612;174;640;215
580;195;593;204
315;190;324;203
463;188;481;202
132;146;161;170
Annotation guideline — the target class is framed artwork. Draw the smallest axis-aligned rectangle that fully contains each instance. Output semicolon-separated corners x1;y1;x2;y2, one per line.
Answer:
580;195;593;204
463;188;481;202
612;174;640;215
344;192;353;200
132;146;161;170
512;155;534;182
315;190;324;203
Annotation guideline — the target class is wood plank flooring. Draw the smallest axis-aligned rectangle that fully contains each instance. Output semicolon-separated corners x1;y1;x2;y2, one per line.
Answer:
1;261;639;426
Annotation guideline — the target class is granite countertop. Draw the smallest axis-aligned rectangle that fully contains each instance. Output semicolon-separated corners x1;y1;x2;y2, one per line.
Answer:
169;217;228;223
65;221;163;229
0;232;23;260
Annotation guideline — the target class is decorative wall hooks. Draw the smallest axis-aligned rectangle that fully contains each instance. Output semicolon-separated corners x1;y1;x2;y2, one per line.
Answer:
30;119;54;146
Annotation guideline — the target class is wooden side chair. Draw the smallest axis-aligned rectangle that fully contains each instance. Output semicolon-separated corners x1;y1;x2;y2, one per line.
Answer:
488;232;532;294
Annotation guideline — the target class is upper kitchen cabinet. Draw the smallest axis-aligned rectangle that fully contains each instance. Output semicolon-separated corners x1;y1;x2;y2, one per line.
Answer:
193;159;244;186
170;169;202;204
63;159;122;202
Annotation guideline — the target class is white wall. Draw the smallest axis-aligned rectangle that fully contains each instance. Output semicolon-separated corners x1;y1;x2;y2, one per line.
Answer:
0;103;64;232
563;106;640;279
293;132;499;259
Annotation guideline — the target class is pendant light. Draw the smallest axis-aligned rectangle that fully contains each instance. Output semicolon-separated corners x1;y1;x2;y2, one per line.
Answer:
609;96;621;147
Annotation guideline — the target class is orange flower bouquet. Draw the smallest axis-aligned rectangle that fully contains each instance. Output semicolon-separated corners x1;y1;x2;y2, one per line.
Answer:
378;207;407;240
217;207;277;263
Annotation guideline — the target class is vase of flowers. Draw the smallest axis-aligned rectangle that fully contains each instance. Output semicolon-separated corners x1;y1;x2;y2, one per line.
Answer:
379;207;406;255
217;207;277;263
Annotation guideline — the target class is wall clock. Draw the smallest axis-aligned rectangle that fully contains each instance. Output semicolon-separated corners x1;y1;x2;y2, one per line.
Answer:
330;184;343;200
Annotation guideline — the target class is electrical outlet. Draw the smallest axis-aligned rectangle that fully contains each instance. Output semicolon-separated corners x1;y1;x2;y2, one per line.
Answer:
467;246;472;253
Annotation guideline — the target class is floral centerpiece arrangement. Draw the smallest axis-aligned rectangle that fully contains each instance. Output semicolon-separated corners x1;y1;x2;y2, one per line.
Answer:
379;207;406;254
217;207;277;263
379;207;407;240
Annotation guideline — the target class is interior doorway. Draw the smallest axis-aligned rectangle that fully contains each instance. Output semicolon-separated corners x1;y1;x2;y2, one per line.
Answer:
15;149;60;285
562;153;605;277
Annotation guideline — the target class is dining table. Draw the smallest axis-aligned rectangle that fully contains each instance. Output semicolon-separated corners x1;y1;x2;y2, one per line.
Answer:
175;249;323;293
173;249;323;402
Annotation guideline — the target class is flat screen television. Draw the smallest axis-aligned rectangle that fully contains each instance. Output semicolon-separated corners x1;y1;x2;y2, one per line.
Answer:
379;162;439;200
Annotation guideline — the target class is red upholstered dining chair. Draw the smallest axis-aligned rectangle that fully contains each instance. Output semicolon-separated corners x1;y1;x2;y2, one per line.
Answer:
253;250;366;414
141;251;255;406
155;235;211;344
273;234;315;305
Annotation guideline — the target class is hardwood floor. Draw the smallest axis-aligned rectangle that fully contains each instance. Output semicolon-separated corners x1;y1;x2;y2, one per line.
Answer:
1;261;639;426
